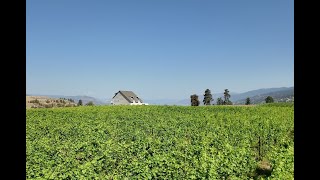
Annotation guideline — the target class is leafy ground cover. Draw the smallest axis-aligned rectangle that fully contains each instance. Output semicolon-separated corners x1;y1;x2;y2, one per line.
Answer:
27;105;293;179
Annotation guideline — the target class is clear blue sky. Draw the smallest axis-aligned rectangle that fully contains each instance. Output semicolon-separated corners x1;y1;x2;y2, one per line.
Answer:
27;0;294;100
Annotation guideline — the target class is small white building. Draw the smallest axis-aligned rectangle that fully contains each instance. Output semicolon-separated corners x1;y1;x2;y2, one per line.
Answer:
110;91;148;105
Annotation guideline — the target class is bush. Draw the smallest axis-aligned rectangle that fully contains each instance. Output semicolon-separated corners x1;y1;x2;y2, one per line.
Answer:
224;101;233;105
85;101;94;106
265;96;274;103
30;99;40;104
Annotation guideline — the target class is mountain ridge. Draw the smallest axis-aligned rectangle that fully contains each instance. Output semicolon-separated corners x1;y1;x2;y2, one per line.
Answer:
27;94;107;105
27;86;293;106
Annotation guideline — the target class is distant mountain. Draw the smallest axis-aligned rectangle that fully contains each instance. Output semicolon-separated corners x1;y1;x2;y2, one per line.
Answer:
230;87;293;102
26;96;77;108
234;87;294;104
28;87;293;106
173;87;294;105
28;94;107;105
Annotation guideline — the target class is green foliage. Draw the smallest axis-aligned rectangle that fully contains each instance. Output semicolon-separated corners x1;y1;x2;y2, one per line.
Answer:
260;102;294;107
190;94;200;106
77;100;83;106
223;89;232;105
216;97;224;105
224;100;233;105
203;89;213;105
30;99;40;104
265;96;274;103
85;101;94;106
245;97;251;105
27;105;293;179
223;89;230;101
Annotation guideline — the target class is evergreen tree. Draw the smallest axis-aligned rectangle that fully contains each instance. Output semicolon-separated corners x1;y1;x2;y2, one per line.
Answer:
245;97;251;105
203;89;213;105
77;99;83;106
223;89;232;105
217;97;224;105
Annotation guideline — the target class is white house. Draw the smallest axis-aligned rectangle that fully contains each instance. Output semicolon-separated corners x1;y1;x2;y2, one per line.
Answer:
110;91;148;105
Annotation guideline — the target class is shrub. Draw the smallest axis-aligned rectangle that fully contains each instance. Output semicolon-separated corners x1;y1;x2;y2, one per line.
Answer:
85;101;94;106
30;99;40;104
265;96;274;103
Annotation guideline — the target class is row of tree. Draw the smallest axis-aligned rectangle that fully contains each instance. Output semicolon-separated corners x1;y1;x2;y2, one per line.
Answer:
190;89;275;106
59;98;75;103
77;99;94;106
190;89;232;106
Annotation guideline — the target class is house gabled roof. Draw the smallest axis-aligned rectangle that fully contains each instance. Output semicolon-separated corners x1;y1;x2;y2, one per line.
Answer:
112;91;143;103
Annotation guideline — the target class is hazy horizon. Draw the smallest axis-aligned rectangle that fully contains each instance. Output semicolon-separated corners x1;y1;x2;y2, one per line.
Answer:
26;86;294;101
27;0;294;100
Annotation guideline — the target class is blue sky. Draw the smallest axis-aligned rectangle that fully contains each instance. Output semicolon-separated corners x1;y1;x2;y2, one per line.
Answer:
27;0;293;100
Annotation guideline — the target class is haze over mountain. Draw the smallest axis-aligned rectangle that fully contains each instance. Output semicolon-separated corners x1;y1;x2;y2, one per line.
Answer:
175;87;294;105
28;86;293;106
234;87;294;104
231;87;293;102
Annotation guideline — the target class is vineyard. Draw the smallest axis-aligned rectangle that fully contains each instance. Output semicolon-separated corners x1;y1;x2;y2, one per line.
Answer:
26;104;293;179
